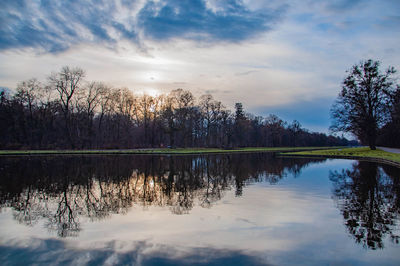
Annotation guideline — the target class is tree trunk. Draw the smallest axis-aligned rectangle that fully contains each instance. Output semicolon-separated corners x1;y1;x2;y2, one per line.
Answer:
369;136;376;150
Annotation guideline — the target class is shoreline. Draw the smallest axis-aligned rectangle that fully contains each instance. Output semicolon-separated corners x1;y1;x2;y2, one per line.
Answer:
0;147;339;156
3;147;398;169
280;147;400;168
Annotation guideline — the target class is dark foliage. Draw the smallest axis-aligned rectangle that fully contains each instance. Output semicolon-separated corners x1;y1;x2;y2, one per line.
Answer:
0;67;351;150
331;59;399;149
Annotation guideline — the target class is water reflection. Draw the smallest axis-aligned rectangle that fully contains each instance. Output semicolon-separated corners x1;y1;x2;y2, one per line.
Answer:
329;162;400;249
0;238;269;266
0;154;321;237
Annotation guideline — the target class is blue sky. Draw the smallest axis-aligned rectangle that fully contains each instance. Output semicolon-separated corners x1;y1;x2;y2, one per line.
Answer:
1;0;399;132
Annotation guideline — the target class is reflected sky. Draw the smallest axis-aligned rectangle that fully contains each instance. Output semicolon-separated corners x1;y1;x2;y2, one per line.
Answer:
0;154;399;265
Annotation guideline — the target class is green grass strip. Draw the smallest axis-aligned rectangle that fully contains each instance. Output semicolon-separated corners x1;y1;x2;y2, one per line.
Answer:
0;146;339;156
282;147;400;165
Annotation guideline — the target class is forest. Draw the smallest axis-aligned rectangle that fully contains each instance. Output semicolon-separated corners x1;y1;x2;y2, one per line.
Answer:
0;66;353;150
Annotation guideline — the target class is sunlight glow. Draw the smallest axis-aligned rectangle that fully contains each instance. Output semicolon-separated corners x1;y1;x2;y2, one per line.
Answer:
136;88;161;97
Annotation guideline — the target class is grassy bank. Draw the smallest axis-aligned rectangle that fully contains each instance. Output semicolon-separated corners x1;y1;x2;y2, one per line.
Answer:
0;146;338;156
282;147;400;166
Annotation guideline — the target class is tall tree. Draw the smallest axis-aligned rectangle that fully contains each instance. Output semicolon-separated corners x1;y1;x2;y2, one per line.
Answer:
79;82;107;148
289;120;302;147
234;102;247;147
330;59;397;150
49;66;85;148
14;79;42;146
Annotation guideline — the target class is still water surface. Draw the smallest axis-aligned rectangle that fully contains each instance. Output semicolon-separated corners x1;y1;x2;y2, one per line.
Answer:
0;153;399;265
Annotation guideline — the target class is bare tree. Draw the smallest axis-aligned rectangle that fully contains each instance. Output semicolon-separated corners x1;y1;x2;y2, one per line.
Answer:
13;79;43;145
49;66;85;148
79;82;108;147
137;94;154;145
330;59;397;150
199;94;214;147
172;89;195;147
289;120;302;147
15;79;41;120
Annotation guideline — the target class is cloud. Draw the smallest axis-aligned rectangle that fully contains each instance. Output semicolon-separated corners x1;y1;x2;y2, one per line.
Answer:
235;70;259;76
0;0;286;53
138;0;285;42
0;0;140;52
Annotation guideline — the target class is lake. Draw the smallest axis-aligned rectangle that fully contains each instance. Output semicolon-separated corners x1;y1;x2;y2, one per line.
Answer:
0;153;399;265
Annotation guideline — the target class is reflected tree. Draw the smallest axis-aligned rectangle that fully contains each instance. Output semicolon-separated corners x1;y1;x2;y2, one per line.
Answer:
329;162;400;249
0;154;322;237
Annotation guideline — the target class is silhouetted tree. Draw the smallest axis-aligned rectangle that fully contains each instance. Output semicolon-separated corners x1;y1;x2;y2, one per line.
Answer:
289;120;302;147
234;102;248;147
49;66;85;148
330;59;397;150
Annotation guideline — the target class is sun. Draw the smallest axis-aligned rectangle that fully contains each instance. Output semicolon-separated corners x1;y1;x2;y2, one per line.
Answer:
137;88;160;97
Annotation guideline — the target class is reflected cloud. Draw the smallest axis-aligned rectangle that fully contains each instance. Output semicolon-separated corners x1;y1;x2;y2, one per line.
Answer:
1;156;400;264
0;238;270;266
0;154;321;237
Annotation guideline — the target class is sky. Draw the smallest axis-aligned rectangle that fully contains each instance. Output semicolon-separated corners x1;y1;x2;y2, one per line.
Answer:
1;0;399;133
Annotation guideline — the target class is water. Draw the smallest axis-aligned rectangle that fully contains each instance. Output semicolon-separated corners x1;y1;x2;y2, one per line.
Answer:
0;153;399;265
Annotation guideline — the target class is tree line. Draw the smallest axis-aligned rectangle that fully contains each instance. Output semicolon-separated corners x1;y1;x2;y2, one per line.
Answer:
0;66;351;149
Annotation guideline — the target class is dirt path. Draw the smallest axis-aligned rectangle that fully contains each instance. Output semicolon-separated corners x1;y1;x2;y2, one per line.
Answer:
378;147;400;154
